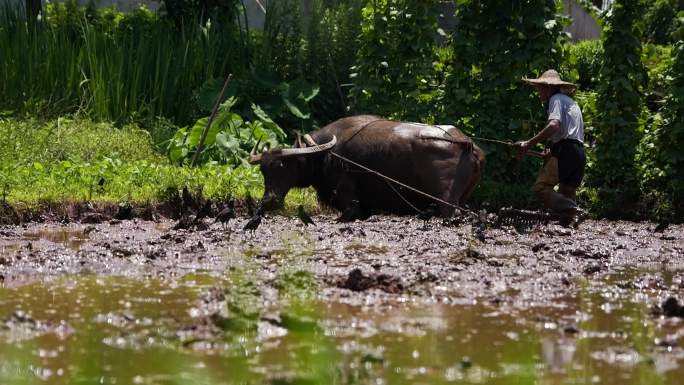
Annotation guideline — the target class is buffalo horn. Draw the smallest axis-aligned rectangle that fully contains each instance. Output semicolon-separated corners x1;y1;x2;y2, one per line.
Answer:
280;135;336;157
303;134;317;146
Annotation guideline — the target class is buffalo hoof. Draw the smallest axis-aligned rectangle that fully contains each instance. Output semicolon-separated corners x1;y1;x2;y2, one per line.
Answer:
336;200;366;223
336;211;360;223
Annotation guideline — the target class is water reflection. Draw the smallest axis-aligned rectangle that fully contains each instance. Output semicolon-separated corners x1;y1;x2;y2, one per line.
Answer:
541;337;576;373
0;273;681;384
22;228;89;251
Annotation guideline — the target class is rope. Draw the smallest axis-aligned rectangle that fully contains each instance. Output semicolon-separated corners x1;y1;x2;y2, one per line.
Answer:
329;151;463;211
470;136;514;146
520;119;645;126
384;179;422;214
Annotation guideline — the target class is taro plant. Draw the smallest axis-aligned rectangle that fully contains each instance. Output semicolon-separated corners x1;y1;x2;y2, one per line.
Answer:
166;98;287;166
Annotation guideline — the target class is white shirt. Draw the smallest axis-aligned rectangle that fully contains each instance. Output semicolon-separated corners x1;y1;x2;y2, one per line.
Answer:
547;93;584;144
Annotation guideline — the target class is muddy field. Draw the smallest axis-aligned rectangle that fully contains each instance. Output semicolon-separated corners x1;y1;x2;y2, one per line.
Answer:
0;213;683;384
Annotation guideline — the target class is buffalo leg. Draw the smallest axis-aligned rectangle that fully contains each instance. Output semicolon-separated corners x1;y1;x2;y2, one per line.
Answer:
333;174;365;222
441;153;475;216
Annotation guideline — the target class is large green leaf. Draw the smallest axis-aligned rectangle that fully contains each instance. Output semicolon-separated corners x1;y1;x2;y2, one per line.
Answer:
197;78;238;113
251;104;287;140
216;131;241;155
279;79;320;120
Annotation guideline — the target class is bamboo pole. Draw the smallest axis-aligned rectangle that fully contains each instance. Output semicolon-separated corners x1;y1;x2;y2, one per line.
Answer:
191;74;232;167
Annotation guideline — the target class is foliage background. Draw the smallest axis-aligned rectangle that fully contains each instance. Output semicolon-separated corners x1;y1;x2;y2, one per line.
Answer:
0;0;682;219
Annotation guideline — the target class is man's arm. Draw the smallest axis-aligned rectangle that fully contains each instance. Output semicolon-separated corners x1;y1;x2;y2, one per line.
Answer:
514;119;560;157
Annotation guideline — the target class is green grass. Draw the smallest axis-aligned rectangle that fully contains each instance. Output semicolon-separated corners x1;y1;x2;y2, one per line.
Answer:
0;2;246;126
0;117;317;211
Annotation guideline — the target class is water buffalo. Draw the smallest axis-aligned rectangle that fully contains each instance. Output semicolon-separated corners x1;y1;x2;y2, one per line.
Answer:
249;115;485;221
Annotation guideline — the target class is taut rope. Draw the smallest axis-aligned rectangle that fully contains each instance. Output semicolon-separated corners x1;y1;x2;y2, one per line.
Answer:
328;151;464;212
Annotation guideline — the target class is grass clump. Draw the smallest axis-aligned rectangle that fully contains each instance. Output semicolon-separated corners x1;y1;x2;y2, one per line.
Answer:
0;117;162;164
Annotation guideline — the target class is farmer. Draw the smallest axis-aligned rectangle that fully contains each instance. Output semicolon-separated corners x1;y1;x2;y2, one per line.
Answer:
514;69;586;222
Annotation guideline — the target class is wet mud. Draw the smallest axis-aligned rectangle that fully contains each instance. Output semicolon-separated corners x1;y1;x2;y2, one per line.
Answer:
2;214;680;300
0;214;682;384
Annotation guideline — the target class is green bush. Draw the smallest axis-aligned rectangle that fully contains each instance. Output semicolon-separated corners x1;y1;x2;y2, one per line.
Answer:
643;0;683;44
350;0;439;121
445;0;566;190
560;40;603;90
591;0;648;217
0;118;161;164
642;43;675;111
637;34;684;219
256;0;364;126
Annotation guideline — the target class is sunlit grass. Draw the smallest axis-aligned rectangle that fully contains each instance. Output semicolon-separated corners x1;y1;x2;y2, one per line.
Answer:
0;117;319;211
0;2;246;125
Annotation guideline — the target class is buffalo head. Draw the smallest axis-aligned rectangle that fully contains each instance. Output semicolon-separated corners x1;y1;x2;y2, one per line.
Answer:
249;136;336;210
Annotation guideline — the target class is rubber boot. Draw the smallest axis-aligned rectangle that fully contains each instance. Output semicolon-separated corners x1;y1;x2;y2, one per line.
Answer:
559;184;587;227
558;184;577;204
533;184;577;212
533;187;578;227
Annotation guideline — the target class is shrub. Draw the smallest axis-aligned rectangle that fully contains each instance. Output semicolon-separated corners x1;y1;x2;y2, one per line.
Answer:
591;0;647;217
642;43;675;112
642;0;683;44
445;0;566;189
637;29;684;220
256;0;364;126
0;118;161;164
560;40;603;90
349;0;439;121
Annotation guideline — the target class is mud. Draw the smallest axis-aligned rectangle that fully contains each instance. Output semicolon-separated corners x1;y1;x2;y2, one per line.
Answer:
0;214;682;384
0;214;682;302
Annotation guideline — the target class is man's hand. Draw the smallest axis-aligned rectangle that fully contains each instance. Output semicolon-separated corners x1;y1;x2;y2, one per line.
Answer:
541;148;551;162
513;141;530;159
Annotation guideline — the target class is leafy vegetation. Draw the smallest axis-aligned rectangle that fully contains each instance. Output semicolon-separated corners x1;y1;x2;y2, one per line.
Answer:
444;0;566;206
637;22;684;219
560;39;604;90
642;0;683;44
591;0;648;218
350;0;439;120
0;118;315;209
0;1;247;126
0;1;682;220
166;98;287;166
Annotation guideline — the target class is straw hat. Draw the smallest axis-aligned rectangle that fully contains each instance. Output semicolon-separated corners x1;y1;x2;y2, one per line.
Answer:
523;69;577;92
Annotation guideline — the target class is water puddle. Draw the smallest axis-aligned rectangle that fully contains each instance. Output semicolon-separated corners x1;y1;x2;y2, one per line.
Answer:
0;269;681;384
345;243;389;255
22;228;89;251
